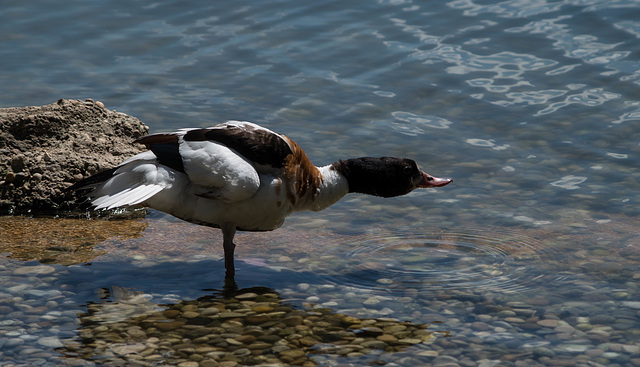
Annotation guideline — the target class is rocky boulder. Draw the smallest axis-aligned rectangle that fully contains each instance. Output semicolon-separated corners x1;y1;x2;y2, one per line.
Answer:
0;99;149;214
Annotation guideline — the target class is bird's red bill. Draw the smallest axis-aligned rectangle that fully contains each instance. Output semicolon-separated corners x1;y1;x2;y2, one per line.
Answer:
418;172;453;188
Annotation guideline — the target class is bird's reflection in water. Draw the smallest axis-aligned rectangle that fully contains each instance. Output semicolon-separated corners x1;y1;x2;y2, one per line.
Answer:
61;283;438;366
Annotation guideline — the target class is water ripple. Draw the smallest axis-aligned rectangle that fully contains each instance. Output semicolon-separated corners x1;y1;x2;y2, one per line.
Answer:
534;88;620;116
392;111;453;131
317;230;566;294
550;175;587;190
448;0;565;18
507;14;639;79
493;89;567;107
415;45;556;79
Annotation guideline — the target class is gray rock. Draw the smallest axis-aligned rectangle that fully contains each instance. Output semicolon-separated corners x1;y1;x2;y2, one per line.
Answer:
0;99;148;214
556;344;590;353
37;336;63;348
13;266;55;276
434;355;461;366
621;301;640;310
5;338;25;347
533;347;556;357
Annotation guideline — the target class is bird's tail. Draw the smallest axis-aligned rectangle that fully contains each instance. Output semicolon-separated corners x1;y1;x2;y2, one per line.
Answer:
68;152;166;210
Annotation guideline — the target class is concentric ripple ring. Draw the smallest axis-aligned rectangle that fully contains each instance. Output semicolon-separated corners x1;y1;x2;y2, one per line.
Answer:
316;229;566;294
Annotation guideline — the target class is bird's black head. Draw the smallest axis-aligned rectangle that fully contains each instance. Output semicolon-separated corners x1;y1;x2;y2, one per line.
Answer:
332;157;451;198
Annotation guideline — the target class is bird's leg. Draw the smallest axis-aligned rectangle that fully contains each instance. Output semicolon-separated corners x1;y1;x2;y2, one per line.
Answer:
222;224;237;279
224;242;235;278
223;277;238;297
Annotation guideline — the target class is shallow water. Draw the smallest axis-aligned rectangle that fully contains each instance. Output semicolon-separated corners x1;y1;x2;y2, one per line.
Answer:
317;229;564;293
1;0;640;366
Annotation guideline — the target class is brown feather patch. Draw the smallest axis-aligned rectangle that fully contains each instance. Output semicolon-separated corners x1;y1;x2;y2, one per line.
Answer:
282;136;323;206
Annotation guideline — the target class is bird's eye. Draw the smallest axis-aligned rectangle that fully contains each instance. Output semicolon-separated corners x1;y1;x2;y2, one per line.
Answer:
403;166;413;174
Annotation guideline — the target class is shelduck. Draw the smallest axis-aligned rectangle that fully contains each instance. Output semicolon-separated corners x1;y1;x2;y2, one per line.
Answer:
70;121;452;278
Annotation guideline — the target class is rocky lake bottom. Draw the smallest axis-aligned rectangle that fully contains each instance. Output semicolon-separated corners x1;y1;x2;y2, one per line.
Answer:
1;209;639;367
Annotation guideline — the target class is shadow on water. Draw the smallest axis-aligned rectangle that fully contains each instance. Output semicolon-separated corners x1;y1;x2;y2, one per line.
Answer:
53;261;438;366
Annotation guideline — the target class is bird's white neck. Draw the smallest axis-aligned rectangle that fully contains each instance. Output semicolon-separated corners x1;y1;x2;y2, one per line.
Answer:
305;164;349;212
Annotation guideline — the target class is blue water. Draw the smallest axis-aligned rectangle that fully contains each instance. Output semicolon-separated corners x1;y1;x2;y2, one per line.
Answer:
2;0;640;365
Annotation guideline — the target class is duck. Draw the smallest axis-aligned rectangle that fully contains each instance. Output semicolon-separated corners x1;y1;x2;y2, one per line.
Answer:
70;121;452;278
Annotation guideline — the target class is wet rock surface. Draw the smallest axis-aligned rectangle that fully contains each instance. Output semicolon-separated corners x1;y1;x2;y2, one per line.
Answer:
0;99;148;214
0;216;147;265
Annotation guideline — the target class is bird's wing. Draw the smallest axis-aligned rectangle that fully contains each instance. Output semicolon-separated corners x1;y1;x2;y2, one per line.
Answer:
136;121;294;202
182;121;294;168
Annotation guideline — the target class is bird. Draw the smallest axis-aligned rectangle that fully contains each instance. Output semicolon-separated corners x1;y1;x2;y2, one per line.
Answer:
69;121;452;278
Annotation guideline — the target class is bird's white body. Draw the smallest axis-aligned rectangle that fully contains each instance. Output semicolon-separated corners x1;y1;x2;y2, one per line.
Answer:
88;122;348;231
